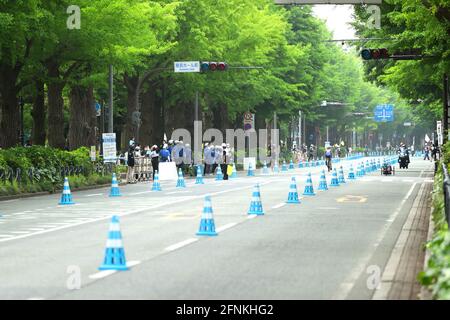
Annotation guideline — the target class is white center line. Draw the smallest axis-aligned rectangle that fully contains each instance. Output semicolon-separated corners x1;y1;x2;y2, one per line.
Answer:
272;203;286;209
216;222;238;233
89;261;141;280
86;193;103;197
165;238;198;252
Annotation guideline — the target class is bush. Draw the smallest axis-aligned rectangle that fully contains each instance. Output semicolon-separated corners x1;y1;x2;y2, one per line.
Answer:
0;146;114;197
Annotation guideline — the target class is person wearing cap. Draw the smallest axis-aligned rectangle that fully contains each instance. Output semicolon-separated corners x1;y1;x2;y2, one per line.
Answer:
204;143;213;175
221;143;230;180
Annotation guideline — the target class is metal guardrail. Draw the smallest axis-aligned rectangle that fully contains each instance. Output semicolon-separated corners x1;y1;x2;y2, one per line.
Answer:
442;162;450;226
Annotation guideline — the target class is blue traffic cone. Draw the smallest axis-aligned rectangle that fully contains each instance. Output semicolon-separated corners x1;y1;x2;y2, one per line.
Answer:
262;161;269;175
311;161;316;167
230;163;238;179
273;162;280;173
109;173;121;197
289;160;294;170
195;165;204;184
317;170;328;191
305;161;310;168
348;165;356;180
330;168;340;187
196;195;218;236
365;160;371;173
215;166;224;181
247;163;255;176
286;177;301;204
59;177;75;205
152;171;162;191
99;216;128;271
176;169;186;188
282;161;288;172
377;158;381;169
338;166;346;184
248;184;264;215
361;162;366;176
303;173;315;196
371;160;376;171
298;161;304;168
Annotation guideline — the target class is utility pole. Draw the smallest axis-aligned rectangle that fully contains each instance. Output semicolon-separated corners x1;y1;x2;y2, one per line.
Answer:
298;111;302;149
195;90;199;121
108;64;114;133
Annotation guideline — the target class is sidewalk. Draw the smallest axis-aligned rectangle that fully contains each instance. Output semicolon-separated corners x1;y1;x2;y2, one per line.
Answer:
373;180;433;300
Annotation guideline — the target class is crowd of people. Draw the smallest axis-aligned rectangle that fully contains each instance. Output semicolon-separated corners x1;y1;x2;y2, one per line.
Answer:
120;138;234;184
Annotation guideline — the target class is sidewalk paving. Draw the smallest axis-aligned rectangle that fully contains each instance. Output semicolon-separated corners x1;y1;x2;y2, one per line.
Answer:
373;180;433;300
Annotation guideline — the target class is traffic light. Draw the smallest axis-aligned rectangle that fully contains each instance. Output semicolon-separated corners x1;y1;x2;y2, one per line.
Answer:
360;48;390;60
200;61;228;72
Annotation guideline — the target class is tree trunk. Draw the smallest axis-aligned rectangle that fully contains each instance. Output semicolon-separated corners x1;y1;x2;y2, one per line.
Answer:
31;80;46;145
0;64;20;148
47;61;66;149
139;85;156;147
123;75;139;149
68;85;96;150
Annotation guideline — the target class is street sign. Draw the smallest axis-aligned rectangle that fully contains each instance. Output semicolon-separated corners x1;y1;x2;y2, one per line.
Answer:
437;121;443;146
404;122;412;127
102;133;117;163
174;61;200;73
95;102;101;117
244;112;255;132
374;104;394;122
90;146;96;162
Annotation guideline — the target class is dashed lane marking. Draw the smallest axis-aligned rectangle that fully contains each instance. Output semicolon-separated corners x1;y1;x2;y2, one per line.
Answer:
165;238;198;252
216;222;238;233
272;203;287;209
89;261;141;280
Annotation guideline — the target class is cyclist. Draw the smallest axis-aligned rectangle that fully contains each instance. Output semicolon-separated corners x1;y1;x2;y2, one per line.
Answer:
325;146;333;172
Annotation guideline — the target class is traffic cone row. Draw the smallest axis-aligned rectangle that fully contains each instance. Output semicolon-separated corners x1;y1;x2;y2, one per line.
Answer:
96;158;367;270
282;161;288;172
230;163;238;179
348;165;356;180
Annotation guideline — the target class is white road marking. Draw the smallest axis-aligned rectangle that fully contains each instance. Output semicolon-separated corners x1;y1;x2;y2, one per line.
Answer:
27;228;46;231
165;238;198;252
0;235;13;238
272;203;287;209
317;207;339;210
216;222;238;233
247;215;258;220
86;193;103;197
402;179;414;183
89;261;141;279
166;191;191;195
27;297;45;300
130;191;152;195
10;231;31;234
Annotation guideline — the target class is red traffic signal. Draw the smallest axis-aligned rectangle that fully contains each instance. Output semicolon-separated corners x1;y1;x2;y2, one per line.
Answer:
200;61;228;72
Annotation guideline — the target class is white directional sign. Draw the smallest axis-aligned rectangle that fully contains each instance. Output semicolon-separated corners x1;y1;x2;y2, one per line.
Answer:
102;133;117;163
174;61;200;73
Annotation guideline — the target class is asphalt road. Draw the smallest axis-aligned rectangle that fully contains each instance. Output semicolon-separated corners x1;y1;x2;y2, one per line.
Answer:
0;156;434;300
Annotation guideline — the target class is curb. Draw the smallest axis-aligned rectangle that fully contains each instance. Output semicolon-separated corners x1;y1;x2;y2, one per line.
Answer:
0;183;112;202
419;198;435;300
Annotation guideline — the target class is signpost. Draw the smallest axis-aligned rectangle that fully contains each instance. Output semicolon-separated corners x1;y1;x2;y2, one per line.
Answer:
244;112;255;132
437;121;443;146
102;133;117;163
374;104;394;122
90;146;96;162
174;61;200;73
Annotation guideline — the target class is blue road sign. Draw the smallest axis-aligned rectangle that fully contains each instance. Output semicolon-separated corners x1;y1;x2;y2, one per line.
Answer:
374;104;394;122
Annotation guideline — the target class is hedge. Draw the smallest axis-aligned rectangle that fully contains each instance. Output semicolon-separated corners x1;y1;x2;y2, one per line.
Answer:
0;146;113;196
419;141;450;299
